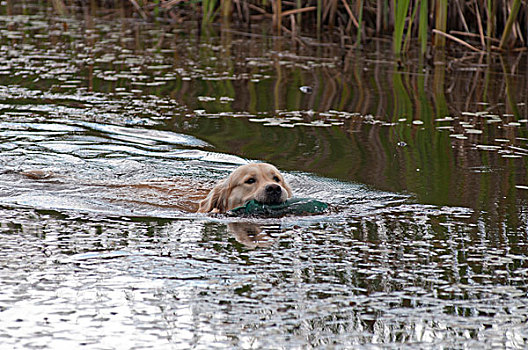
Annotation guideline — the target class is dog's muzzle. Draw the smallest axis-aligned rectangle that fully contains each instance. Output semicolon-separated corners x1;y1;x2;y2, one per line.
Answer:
264;184;283;203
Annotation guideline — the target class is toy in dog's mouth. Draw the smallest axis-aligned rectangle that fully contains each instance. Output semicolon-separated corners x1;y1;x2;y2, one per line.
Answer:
228;198;329;217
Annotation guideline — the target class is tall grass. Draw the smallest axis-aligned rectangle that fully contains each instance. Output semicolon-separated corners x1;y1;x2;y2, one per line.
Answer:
52;0;528;53
433;0;447;47
417;0;428;54
202;0;217;25
355;0;363;46
499;0;522;49
392;0;409;55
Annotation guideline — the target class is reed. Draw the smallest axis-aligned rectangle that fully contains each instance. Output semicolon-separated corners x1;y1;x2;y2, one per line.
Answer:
417;0;428;54
221;0;231;21
296;0;302;26
355;0;363;46
499;0;521;49
486;0;495;50
402;0;419;53
433;0;448;47
392;0;410;55
202;0;217;25
316;0;322;37
272;0;282;33
56;0;528;52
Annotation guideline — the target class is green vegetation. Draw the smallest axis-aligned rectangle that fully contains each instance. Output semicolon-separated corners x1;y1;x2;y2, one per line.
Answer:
48;0;528;53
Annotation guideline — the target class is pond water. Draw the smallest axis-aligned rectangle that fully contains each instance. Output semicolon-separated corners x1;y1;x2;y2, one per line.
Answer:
1;1;528;349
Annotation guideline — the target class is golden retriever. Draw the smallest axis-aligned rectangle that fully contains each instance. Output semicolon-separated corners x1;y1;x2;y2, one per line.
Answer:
197;163;292;213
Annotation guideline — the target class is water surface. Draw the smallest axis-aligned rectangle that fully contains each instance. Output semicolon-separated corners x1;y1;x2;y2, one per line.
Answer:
1;2;528;349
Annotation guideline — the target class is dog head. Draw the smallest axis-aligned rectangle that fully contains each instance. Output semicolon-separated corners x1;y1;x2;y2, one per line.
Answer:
197;163;292;213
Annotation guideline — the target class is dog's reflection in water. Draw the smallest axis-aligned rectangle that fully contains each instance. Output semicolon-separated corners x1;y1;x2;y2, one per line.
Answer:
227;222;279;248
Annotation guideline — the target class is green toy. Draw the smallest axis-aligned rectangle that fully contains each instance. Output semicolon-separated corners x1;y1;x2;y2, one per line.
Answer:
229;198;329;217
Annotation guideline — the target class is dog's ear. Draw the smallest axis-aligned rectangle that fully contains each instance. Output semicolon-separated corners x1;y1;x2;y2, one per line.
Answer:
283;179;293;198
197;180;230;213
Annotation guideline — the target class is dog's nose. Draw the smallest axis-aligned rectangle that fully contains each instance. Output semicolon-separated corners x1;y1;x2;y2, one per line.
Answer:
265;184;282;196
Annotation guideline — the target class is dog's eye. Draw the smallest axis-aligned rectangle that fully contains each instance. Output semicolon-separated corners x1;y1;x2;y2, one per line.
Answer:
273;176;281;182
245;178;256;184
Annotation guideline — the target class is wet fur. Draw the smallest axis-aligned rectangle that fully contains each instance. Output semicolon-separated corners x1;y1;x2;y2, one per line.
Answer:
198;179;230;213
198;163;292;213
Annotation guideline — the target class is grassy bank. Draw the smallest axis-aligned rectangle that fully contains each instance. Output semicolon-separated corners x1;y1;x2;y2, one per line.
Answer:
49;0;528;53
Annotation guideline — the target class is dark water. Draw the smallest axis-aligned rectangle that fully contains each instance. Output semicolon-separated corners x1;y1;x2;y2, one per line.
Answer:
1;2;528;349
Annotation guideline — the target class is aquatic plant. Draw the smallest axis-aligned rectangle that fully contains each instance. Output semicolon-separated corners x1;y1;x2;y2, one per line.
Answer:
44;0;528;52
392;0;411;55
201;0;218;25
